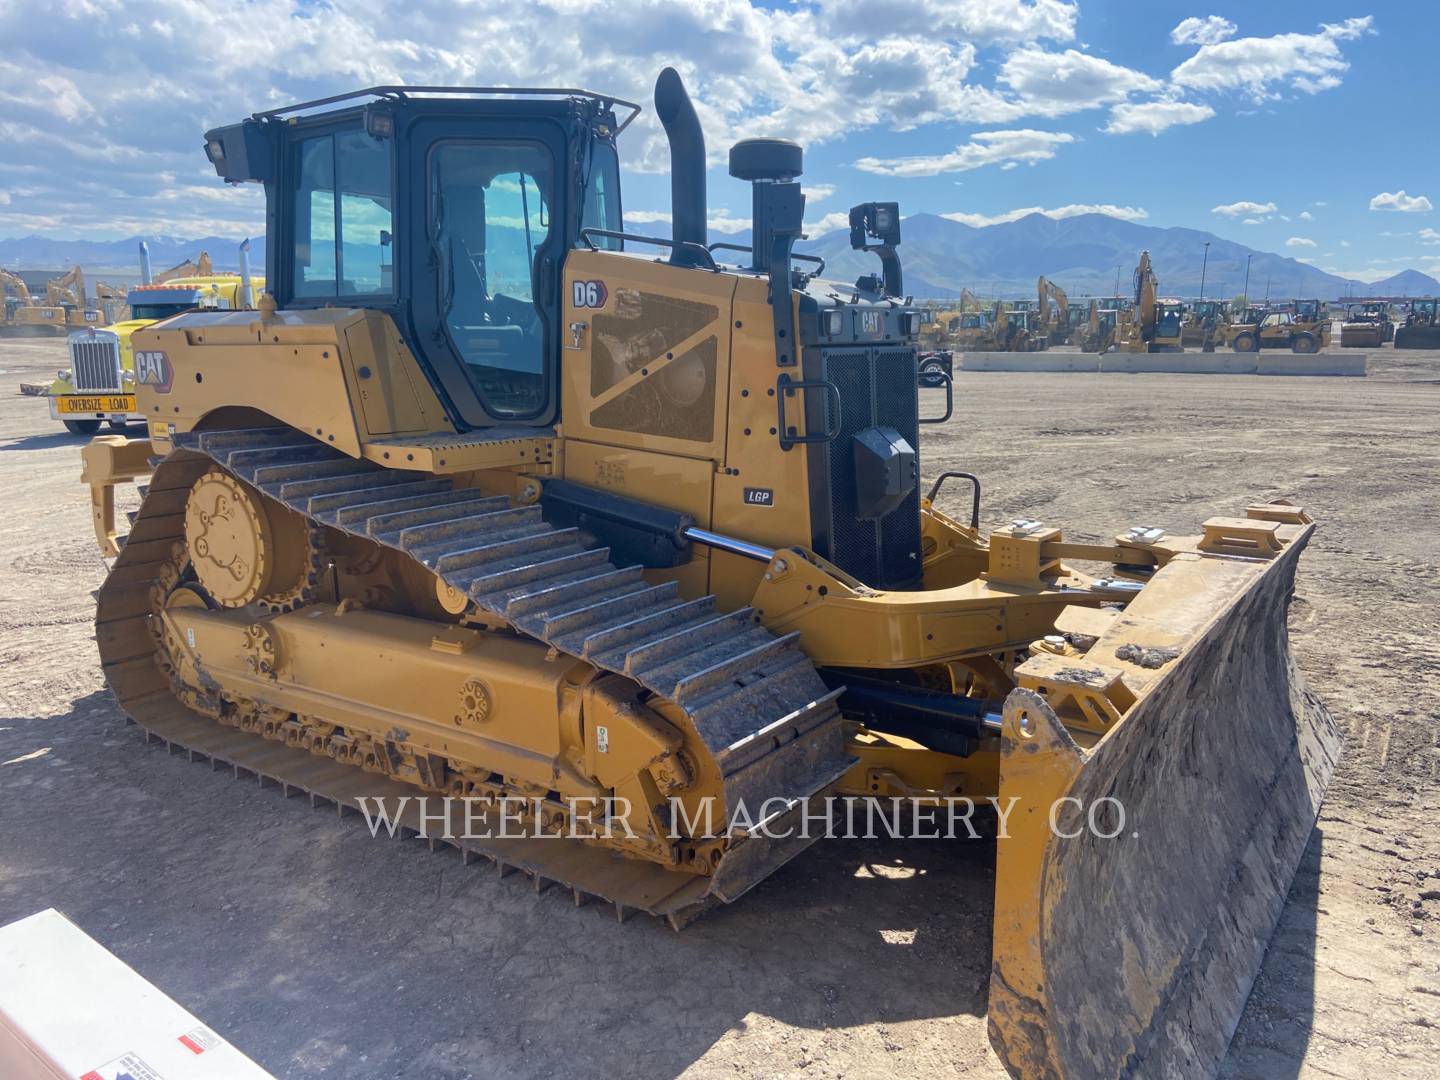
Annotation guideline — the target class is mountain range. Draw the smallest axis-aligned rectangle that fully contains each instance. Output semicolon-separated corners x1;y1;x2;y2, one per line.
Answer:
3;215;1436;301
796;213;1437;301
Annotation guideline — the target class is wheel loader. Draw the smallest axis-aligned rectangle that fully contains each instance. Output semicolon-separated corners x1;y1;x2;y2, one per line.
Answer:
1395;297;1440;348
81;70;1338;1079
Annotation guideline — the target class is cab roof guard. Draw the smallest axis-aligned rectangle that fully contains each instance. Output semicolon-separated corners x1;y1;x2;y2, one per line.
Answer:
251;85;643;133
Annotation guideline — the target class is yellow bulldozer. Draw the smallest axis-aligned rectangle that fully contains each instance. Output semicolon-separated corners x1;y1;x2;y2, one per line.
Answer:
1108;251;1184;353
1395;297;1439;349
81;71;1337;1079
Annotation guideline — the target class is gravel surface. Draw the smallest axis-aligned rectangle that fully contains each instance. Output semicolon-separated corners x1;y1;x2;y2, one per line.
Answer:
1;336;1436;1079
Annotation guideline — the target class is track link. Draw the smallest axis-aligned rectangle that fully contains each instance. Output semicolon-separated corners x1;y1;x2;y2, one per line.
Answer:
96;427;850;927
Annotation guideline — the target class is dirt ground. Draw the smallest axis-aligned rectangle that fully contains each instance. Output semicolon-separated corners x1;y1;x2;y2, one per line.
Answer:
0;336;1436;1079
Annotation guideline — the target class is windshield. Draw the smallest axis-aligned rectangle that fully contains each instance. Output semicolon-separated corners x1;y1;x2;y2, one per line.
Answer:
429;140;554;419
130;302;195;320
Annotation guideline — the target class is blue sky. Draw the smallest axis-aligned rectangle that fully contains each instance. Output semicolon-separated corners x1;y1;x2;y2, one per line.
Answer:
0;1;1434;281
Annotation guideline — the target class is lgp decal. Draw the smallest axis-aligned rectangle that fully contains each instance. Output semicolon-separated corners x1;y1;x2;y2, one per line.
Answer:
572;279;609;309
134;350;173;393
743;487;774;507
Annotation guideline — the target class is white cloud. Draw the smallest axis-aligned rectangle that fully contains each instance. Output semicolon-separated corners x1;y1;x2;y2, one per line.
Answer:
802;183;835;202
805;211;851;235
1285;236;1317;248
855;129;1073;177
1298;210;1313;220
623;209;750;233
807;0;1078;46
1105;99;1215;135
1171;16;1237;47
1340;240;1351;247
941;203;1148;227
1171;17;1374;99
1241;218;1263;225
1370;190;1433;213
998;48;1161;114
1419;228;1440;244
1213;200;1278;217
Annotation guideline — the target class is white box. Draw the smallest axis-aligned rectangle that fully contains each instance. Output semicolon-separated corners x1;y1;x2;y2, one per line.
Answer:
0;909;274;1080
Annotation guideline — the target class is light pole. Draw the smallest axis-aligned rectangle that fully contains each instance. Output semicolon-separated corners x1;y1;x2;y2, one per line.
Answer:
1199;241;1210;301
1242;253;1253;306
1114;263;1122;296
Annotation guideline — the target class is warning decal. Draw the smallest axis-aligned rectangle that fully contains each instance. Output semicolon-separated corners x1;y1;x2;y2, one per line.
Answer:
178;1024;220;1054
79;1050;165;1080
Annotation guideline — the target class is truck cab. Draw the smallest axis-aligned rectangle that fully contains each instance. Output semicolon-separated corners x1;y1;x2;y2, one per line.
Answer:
47;273;263;434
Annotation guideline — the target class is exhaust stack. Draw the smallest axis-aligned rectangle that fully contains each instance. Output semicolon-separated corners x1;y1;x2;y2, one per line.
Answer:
653;67;707;266
138;241;153;285
239;238;254;308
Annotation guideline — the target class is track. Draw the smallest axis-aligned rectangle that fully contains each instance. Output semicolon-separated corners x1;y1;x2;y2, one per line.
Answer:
95;425;851;928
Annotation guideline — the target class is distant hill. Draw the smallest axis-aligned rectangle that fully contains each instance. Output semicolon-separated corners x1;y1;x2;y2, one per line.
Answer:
5;216;1434;301
1364;268;1440;296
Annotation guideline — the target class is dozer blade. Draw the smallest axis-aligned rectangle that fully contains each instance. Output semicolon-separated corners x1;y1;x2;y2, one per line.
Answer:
1395;325;1440;349
988;523;1340;1079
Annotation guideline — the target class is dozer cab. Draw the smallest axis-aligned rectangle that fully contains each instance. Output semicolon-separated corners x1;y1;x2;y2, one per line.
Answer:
1339;301;1393;347
1395;297;1440;348
82;71;1337;1079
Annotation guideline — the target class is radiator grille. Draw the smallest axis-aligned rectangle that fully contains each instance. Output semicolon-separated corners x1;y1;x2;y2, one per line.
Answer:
68;333;122;392
812;345;922;589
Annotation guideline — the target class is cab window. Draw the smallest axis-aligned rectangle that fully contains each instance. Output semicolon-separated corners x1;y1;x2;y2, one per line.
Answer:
293;129;394;297
580;140;622;250
429;140;554;418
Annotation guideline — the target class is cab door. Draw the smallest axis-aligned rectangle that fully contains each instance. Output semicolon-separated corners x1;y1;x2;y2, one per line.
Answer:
404;116;569;429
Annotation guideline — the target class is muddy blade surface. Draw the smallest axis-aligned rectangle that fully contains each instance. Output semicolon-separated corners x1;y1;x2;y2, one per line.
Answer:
989;530;1341;1079
1394;325;1440;349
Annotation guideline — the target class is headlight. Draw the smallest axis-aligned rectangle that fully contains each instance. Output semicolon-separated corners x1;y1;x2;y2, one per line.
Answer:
57;368;72;381
823;310;845;337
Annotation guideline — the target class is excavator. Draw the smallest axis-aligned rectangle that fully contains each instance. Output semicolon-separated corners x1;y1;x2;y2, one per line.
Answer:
1;268;35;328
0;267;77;336
1108;251;1184;353
153;250;215;283
1078;298;1119;353
93;280;132;324
1035;276;1069;347
80;71;1337;1079
1395;297;1439;349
